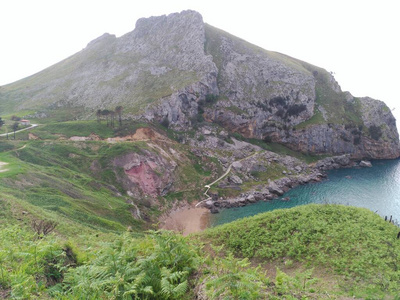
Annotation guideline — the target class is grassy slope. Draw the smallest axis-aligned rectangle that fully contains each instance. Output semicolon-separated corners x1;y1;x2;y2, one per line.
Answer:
201;204;400;298
0;140;141;233
0;121;219;236
0;121;399;298
2;203;399;299
0;27;201;118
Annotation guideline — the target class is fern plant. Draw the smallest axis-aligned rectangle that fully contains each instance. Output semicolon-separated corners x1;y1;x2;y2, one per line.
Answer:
204;250;269;299
62;230;198;299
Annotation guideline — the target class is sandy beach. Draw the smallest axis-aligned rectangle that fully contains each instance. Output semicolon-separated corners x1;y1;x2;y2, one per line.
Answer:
160;205;210;236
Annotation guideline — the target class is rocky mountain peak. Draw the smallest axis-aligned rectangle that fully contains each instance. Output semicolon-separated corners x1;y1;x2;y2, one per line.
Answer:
1;10;399;159
86;33;116;48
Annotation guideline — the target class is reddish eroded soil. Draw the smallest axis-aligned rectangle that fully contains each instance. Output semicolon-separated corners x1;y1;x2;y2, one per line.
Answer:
124;161;161;197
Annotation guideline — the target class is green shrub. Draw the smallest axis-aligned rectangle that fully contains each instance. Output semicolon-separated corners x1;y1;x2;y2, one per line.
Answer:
369;125;382;140
287;104;307;116
203;204;400;297
205;94;218;105
204;249;269;299
62;231;199;299
0;225;75;299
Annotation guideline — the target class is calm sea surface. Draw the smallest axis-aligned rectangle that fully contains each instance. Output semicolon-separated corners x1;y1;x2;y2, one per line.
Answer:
210;158;400;226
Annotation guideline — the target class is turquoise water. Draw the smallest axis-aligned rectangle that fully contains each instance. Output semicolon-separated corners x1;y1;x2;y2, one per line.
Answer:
210;159;400;226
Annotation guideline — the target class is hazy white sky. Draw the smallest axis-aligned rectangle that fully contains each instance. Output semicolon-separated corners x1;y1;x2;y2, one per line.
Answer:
1;0;399;120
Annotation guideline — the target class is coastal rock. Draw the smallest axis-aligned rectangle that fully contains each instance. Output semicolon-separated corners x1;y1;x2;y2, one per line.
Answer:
246;194;256;203
268;182;284;196
228;175;243;185
204;200;214;208
359;160;372;168
316;155;354;171
210;206;220;214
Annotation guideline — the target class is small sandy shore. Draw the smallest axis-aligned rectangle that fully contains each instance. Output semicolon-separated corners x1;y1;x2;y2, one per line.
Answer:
160;205;211;236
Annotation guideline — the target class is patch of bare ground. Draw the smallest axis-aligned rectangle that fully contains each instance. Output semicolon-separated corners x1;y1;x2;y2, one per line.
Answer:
195;241;362;300
159;203;210;236
107;127;171;143
250;259;363;299
0;288;10;299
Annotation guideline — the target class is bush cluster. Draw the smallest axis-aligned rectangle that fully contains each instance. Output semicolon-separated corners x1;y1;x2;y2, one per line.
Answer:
369;125;383;140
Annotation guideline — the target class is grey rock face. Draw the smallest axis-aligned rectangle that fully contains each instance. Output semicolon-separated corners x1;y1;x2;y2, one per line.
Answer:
3;10;398;159
6;10;218;117
228;175;243;185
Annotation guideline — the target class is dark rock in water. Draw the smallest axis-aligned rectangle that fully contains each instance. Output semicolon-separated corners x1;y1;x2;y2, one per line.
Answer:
210;206;219;214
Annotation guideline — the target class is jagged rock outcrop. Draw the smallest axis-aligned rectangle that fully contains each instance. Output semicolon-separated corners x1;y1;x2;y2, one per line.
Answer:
2;10;398;159
201;28;399;159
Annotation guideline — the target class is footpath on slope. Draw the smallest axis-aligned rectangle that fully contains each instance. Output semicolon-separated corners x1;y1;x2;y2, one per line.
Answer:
0;124;38;172
0;162;9;173
196;151;260;208
0;145;27;174
0;124;39;137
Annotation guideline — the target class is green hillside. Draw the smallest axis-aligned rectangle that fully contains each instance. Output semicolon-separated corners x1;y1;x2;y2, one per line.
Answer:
1;10;399;299
1;202;399;299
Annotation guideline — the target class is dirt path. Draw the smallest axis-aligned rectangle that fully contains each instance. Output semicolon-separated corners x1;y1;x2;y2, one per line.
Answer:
0;161;9;173
196;151;260;207
0;124;38;137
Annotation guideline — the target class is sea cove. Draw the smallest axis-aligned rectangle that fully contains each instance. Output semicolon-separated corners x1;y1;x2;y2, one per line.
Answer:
210;158;400;226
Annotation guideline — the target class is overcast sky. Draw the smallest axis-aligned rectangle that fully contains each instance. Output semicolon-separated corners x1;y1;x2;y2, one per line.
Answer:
1;0;399;120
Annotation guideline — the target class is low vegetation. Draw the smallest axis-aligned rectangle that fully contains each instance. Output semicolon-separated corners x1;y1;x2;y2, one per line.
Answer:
203;204;400;298
1;119;399;299
1;204;399;299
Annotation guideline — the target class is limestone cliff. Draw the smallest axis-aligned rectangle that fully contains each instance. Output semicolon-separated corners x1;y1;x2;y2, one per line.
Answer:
201;25;399;159
1;10;398;159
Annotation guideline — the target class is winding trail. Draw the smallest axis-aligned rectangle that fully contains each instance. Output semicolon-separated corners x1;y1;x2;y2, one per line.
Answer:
0;143;28;173
196;151;260;208
0;124;39;137
0;162;9;173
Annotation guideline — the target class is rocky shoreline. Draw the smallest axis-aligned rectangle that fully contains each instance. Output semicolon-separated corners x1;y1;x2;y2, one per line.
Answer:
201;154;373;213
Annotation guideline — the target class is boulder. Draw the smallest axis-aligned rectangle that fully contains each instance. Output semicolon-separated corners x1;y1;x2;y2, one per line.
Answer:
232;161;243;170
229;175;243;185
246;194;256;203
294;165;302;173
359;160;372;168
204;200;214;208
210;206;219;214
268;182;284;196
333;155;351;166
